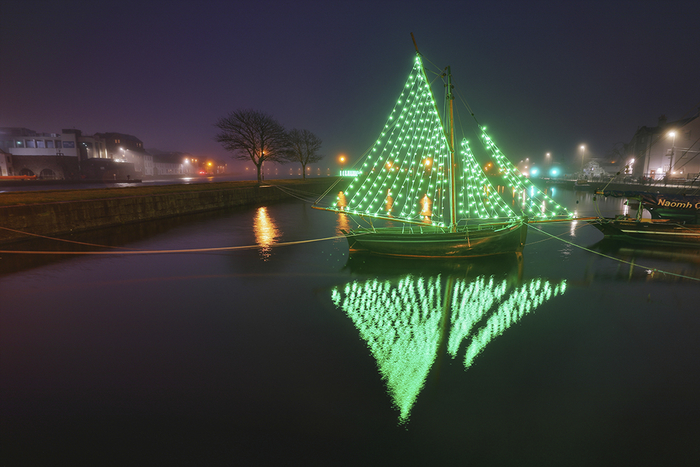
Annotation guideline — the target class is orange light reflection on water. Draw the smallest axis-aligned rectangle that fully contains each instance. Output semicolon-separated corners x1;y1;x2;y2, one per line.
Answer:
336;213;350;236
254;206;280;260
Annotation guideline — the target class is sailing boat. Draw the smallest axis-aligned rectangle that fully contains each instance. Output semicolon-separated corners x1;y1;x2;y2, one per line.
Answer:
314;38;572;258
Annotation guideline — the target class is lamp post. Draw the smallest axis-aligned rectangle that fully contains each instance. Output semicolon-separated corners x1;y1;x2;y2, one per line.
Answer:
668;131;676;174
338;154;346;175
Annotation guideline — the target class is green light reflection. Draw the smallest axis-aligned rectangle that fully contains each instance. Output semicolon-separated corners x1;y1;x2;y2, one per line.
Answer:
331;273;567;423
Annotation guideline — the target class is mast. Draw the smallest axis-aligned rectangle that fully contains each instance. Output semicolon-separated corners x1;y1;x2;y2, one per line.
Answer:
446;66;457;232
412;32;457;230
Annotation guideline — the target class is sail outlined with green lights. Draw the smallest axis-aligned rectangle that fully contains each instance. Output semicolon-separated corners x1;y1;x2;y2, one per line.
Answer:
479;128;572;219
456;140;519;222
338;56;453;227
331;274;567;423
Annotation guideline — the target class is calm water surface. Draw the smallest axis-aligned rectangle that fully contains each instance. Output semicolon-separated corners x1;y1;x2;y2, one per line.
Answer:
2;188;700;465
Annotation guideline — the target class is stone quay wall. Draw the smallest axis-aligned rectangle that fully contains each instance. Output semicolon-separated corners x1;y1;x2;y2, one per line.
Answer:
0;179;337;244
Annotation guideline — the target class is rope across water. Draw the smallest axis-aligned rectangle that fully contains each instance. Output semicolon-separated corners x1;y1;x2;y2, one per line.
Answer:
1;220;698;281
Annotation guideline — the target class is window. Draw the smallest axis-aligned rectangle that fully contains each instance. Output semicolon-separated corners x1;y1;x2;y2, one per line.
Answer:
63;141;75;148
37;140;45;148
55;140;61;147
26;139;36;148
16;140;23;147
46;140;54;148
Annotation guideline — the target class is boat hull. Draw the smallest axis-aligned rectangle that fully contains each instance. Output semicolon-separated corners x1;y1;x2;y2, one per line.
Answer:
345;223;527;258
590;218;700;246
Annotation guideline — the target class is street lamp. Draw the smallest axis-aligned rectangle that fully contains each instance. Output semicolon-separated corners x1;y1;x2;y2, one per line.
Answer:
668;131;676;173
338;154;347;175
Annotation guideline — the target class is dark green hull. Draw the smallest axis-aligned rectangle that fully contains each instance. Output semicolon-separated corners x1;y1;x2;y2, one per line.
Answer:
345;223;527;258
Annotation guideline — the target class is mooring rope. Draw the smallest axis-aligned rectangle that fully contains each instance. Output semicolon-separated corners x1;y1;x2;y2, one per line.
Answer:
0;225;135;249
270;184;320;203
2;220;698;282
0;233;348;255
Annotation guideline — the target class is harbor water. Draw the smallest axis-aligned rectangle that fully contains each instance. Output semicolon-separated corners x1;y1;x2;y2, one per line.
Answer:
1;187;699;465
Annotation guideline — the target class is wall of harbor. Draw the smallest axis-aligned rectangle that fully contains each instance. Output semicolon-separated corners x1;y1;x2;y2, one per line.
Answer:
0;179;338;244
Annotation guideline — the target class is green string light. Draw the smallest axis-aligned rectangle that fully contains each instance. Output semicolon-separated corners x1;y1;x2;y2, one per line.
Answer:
479;127;573;219
343;56;450;224
458;139;518;222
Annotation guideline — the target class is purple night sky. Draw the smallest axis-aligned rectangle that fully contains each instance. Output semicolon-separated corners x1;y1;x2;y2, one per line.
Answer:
2;0;698;174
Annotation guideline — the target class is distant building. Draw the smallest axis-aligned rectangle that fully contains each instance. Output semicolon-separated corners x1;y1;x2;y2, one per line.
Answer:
628;111;700;180
0;148;13;176
0;126;221;180
147;151;226;176
0;128;81;179
152;152;193;175
95;132;149;175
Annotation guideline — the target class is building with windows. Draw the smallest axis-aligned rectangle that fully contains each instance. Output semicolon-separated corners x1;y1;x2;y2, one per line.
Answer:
0;128;81;178
628;111;700;180
0;128;143;179
0;127;226;180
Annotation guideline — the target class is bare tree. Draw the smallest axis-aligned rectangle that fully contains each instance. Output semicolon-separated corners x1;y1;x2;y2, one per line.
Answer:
606;141;630;164
284;128;323;179
214;109;288;183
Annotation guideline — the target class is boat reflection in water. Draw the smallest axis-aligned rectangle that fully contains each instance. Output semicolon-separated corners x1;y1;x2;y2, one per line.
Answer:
253;206;280;260
590;238;700;282
331;254;567;423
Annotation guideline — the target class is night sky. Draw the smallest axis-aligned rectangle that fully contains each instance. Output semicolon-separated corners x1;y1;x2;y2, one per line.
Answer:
2;0;698;174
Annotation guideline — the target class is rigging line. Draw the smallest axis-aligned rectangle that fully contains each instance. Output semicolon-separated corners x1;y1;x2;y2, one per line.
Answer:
271;184;319;203
527;224;700;282
313;142;375;205
417;51;445;79
0;233;350;256
671;135;700;171
678;100;700;120
452;83;481;127
525;221;591;246
598;167;632;193
269;183;325;196
451;84;491;149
